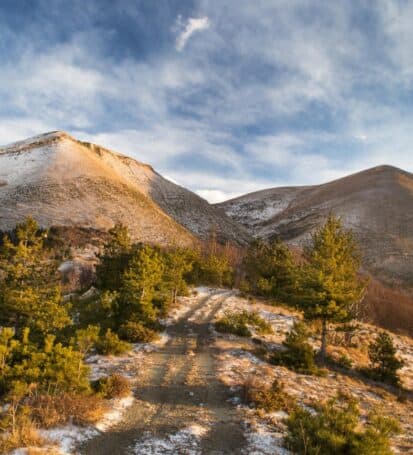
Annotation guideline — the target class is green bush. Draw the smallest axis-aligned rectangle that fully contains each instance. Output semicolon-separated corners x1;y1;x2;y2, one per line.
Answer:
364;332;405;386
119;321;159;343
242;239;298;301
0;330;91;396
92;373;131;399
215;314;251;337
215;310;273;337
271;321;318;374
285;393;400;455
326;353;354;370
96;329;131;355
187;253;234;287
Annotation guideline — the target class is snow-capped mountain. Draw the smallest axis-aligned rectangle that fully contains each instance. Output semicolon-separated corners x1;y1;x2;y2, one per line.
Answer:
0;131;250;246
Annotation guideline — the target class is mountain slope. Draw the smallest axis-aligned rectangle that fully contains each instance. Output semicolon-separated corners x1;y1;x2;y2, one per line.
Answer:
0;131;249;246
218;165;413;284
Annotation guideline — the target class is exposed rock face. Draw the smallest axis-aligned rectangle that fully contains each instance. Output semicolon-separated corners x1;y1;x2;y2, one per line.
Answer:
218;165;413;285
0;131;249;246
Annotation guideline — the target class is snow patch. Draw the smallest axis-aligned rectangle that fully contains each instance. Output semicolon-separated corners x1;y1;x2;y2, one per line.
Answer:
95;395;134;431
131;424;208;454
244;422;290;455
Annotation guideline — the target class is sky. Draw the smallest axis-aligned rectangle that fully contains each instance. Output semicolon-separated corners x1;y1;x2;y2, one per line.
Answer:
1;0;413;202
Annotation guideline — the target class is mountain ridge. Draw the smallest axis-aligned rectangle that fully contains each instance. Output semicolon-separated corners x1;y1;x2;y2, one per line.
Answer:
0;131;250;246
218;164;413;286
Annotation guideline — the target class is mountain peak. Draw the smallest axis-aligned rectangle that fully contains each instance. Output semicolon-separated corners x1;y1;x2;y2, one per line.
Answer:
0;130;75;154
367;164;405;174
0;131;249;246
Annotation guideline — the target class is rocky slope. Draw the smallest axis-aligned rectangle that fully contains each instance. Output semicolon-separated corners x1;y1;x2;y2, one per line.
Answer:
0;131;249;246
218;165;413;285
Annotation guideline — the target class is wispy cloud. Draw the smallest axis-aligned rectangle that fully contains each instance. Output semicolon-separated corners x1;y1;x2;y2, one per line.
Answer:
175;16;210;51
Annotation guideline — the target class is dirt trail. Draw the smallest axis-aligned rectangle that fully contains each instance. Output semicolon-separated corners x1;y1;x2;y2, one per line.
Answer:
79;290;247;454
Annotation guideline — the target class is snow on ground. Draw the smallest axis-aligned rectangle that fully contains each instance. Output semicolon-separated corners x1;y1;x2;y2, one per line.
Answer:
243;421;289;455
19;395;137;455
87;333;170;381
95;396;135;432
11;397;139;455
130;424;208;455
40;425;99;455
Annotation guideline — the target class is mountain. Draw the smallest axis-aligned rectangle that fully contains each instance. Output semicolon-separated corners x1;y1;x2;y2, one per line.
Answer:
217;165;413;285
0;131;249;246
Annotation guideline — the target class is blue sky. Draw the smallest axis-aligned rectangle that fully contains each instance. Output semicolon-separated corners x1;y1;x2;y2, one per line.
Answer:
1;0;413;202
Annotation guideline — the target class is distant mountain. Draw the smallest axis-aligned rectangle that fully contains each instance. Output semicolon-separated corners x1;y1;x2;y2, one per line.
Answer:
217;165;413;285
0;131;249;246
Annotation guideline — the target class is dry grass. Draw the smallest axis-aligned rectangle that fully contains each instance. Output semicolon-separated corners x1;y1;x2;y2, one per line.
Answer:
28;393;108;428
0;418;45;453
364;279;413;336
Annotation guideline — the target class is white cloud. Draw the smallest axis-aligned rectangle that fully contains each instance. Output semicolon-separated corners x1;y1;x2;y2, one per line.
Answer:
196;189;241;203
0;118;55;146
175;16;210;51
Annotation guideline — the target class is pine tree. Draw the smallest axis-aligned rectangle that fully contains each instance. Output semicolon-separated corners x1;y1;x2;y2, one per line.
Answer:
285;393;400;455
0;217;69;337
164;248;194;304
368;332;405;385
242;239;297;300
271;321;317;374
299;216;366;361
96;223;133;291
1;329;90;396
119;245;164;324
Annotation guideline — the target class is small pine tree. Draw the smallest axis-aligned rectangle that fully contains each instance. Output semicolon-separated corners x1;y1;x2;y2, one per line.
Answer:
2;330;91;396
242;239;297;300
96;223;132;291
271;321;317;374
163;248;194;304
285;393;400;455
299;216;367;361
368;332;405;386
190;253;233;287
0;217;69;337
119;245;164;324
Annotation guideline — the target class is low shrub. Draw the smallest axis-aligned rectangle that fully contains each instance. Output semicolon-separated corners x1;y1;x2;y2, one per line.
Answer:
285;393;400;455
96;329;131;355
215;310;273;337
326;353;354;370
270;321;318;374
363;331;405;386
28;393;107;428
119;321;159;343
92;374;131;399
243;376;295;412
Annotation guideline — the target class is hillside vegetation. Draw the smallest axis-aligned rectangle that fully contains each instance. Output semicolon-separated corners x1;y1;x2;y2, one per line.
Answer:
0;215;411;453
